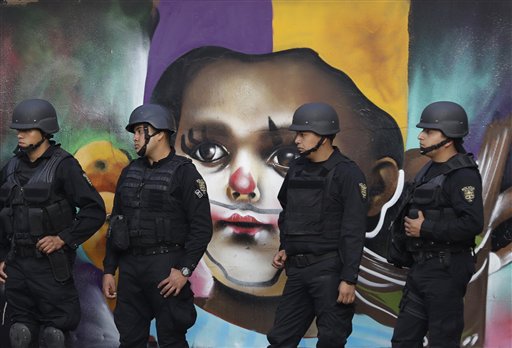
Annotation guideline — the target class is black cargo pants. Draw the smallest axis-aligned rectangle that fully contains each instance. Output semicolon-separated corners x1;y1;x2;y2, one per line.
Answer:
114;251;196;348
391;250;475;348
5;254;80;343
267;256;354;348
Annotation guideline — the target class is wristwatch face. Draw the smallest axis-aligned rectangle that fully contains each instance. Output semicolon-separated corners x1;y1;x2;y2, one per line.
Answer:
180;267;191;277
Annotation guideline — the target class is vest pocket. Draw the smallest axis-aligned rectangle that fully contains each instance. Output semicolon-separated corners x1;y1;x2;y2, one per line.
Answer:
285;179;324;236
286;213;323;235
28;207;45;237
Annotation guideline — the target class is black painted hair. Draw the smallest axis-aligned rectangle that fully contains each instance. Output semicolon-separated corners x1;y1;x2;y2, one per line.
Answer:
151;46;404;167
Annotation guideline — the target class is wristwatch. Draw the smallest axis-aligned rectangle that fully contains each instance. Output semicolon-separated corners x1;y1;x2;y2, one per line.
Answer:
180;267;192;277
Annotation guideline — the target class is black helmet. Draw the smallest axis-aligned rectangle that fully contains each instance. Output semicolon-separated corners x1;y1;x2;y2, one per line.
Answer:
10;99;59;134
126;104;176;134
416;101;468;138
289;102;340;136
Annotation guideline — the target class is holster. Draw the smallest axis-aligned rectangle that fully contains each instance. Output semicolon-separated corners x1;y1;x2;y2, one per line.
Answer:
108;215;130;250
48;249;71;283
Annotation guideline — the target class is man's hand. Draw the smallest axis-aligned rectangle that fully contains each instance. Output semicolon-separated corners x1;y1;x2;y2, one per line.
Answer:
337;281;356;304
102;274;117;299
0;261;7;284
404;210;425;238
272;250;287;269
36;235;65;254
157;268;188;298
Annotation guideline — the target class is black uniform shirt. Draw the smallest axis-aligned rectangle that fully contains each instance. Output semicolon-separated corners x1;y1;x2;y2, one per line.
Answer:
103;150;212;275
0;144;106;260
277;148;368;284
419;159;484;243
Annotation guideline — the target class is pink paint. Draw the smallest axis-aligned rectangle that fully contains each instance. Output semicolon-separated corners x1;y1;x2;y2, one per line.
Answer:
229;167;256;194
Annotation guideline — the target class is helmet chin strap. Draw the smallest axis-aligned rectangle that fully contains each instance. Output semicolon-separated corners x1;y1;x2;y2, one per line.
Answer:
300;136;325;158
420;138;451;155
137;124;161;157
17;135;47;154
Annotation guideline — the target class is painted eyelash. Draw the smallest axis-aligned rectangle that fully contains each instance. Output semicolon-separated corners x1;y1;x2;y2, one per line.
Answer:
181;127;208;154
268;116;283;147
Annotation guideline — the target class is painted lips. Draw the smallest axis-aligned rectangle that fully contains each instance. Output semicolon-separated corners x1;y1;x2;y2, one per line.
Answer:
221;213;269;235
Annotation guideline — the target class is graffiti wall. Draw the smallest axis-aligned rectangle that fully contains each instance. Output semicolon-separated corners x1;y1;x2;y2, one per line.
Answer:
0;0;510;347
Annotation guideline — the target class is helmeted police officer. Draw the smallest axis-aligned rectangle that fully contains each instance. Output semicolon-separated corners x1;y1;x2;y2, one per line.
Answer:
391;101;484;347
102;104;212;348
267;102;368;348
0;99;106;348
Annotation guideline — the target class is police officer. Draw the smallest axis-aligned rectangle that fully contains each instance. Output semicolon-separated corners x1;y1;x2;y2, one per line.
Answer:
267;102;368;348
102;104;212;348
0;99;106;348
391;101;484;347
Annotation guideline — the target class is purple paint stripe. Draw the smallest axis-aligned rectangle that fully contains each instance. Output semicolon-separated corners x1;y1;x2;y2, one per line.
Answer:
466;79;512;157
144;0;273;101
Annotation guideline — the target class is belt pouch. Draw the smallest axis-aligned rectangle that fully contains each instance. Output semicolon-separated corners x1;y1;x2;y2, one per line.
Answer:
109;215;130;250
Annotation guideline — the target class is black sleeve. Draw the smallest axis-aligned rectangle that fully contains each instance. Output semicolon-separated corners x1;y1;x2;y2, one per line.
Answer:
337;163;368;284
420;167;484;242
103;167;129;275
55;156;106;249
0;165;10;261
277;173;289;251
176;163;213;273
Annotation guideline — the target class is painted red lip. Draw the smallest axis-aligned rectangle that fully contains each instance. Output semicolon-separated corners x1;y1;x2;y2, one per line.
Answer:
221;214;268;235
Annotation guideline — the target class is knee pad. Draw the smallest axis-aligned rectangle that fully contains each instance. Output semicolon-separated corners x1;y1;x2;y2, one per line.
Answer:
42;326;66;348
9;323;32;348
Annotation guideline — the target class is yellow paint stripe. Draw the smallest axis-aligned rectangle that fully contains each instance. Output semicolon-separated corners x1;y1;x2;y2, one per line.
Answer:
273;0;410;140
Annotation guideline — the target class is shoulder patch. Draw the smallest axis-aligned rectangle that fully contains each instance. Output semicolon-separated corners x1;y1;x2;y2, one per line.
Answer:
461;186;475;203
359;183;367;199
82;172;93;187
194;178;208;198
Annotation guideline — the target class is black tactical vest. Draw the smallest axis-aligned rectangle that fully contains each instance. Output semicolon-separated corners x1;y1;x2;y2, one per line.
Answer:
119;155;191;247
284;150;348;243
0;147;75;245
407;153;478;251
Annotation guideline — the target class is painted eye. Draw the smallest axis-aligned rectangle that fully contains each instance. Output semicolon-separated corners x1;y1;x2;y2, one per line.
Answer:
266;146;299;176
191;142;229;163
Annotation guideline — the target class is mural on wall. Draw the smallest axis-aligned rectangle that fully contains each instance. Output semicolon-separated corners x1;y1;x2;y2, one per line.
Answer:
0;1;510;347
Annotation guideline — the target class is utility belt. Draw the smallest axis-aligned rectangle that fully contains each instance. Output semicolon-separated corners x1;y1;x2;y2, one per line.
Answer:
286;251;338;268
12;245;72;283
127;243;183;256
406;237;472;252
14;245;44;258
411;248;473;266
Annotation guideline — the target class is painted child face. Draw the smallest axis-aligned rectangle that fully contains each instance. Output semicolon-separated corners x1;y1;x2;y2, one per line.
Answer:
177;58;373;296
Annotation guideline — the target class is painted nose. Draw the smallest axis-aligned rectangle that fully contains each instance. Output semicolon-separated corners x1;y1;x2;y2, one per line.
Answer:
227;167;260;202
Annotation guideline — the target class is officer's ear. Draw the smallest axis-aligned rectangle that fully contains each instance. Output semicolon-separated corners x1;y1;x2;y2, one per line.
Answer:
154;130;167;143
367;157;399;216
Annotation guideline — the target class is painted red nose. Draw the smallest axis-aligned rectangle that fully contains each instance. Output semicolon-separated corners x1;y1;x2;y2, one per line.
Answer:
229;167;256;194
